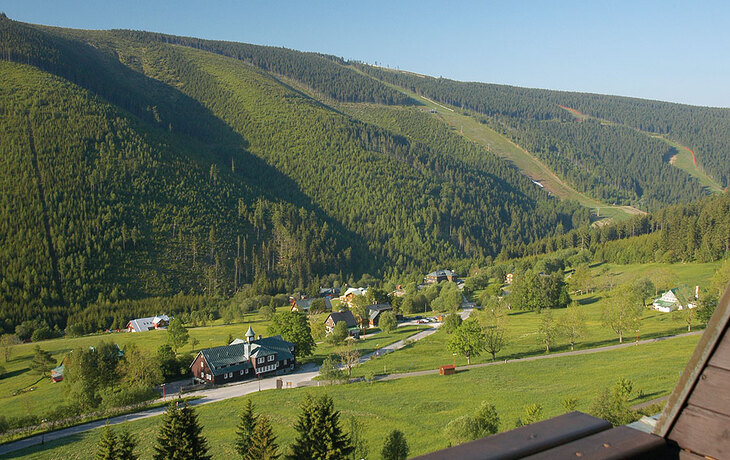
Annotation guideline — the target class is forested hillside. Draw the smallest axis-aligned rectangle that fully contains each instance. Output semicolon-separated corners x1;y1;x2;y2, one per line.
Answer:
502;192;730;265
357;65;727;208
0;16;583;331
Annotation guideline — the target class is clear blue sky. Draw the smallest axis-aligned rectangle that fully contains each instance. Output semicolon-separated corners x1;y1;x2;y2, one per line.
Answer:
4;0;730;107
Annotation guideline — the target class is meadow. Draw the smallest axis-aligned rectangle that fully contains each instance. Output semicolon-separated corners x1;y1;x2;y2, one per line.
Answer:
352;262;720;377
9;333;700;459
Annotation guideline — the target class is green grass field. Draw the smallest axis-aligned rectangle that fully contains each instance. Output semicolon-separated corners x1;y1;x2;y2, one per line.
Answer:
10;334;700;459
352;262;719;377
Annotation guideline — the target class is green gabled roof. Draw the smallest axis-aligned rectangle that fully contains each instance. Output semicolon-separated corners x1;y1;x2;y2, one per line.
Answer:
197;335;295;377
200;343;251;368
255;335;295;361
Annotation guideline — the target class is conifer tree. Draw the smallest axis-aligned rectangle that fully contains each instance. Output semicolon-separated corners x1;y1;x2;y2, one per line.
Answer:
117;430;139;460
235;399;258;458
154;400;211;460
287;394;353;460
96;424;118;460
248;415;279;460
179;401;211;460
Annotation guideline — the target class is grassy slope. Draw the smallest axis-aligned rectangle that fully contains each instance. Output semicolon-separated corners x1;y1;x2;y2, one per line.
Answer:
352;262;719;376
350;67;639;222
660;137;724;193
11;334;699;459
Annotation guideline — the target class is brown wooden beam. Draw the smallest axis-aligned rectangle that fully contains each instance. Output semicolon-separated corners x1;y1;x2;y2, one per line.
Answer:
412;412;611;460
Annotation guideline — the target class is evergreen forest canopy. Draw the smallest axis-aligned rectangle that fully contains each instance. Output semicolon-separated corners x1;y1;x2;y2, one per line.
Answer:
0;15;728;334
357;65;730;208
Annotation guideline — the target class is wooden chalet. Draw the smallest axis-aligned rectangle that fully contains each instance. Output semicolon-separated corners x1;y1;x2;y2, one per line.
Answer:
290;297;332;313
414;284;730;459
324;311;360;338
190;326;296;385
340;287;367;305
367;303;393;327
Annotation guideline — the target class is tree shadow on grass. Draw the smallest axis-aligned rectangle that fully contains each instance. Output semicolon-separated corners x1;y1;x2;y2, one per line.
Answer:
577;295;600;305
3;432;86;459
0;367;30;380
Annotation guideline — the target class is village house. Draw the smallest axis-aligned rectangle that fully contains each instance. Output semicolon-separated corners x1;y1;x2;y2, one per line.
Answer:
319;287;341;298
339;287;367;305
424;269;458;284
324;310;360;338
190;326;296;385
127;315;170;332
290;297;332;313
367;303;393;327
652;289;696;313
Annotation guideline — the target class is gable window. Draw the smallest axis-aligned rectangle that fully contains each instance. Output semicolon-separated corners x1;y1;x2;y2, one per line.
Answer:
268;354;275;362
257;357;265;364
240;370;244;375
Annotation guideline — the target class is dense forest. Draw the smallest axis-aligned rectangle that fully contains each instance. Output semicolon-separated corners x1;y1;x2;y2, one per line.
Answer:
502;192;730;265
0;16;585;331
356;65;726;208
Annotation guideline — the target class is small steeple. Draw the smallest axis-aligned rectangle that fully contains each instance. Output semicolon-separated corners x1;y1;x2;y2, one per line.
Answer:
245;326;255;343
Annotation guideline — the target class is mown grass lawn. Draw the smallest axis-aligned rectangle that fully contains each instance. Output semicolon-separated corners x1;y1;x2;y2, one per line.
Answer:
11;333;699;459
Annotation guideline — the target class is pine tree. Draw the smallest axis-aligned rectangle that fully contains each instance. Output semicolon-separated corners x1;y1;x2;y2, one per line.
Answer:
287;394;353;460
96;424;118;460
154;400;211;460
248;415;280;460
117;430;139;460
153;404;180;460
179;402;211;460
235;399;258;458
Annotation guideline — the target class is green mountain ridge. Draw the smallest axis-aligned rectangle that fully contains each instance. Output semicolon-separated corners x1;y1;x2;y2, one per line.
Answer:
356;65;729;208
0;17;582;331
